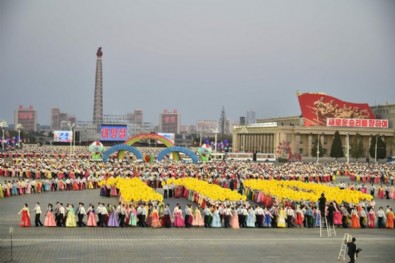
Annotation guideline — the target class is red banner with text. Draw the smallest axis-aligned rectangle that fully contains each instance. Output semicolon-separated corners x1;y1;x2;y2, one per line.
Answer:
297;93;375;126
327;118;388;128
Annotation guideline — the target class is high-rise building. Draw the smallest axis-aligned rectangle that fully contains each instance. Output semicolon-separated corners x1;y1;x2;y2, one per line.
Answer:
239;116;246;125
159;109;180;133
133;109;143;125
246;110;256;125
51;108;60;130
14;105;37;131
92;47;103;127
371;103;395;128
51;108;76;130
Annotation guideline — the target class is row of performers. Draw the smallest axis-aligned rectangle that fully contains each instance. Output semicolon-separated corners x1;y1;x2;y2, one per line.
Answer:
19;201;394;229
349;174;393;185
0;178;100;198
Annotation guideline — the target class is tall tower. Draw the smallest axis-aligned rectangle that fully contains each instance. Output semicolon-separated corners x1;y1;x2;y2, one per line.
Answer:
219;106;226;137
93;47;103;127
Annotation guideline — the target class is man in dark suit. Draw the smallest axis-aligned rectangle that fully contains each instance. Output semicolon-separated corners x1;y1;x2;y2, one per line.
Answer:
318;193;326;218
347;237;361;263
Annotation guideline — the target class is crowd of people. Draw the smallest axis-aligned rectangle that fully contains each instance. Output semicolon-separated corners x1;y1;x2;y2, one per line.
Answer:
1;145;393;230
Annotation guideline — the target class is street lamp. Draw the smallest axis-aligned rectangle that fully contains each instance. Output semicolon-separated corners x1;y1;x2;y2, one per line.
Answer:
316;134;320;164
346;132;349;164
374;134;379;163
15;123;23;148
66;122;76;157
72;125;79;154
0;121;8;152
212;128;219;152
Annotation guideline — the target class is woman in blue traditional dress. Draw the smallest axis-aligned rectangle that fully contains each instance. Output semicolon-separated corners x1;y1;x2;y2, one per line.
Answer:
211;207;222;227
264;208;273;227
44;181;50;192
12;181;18;196
246;207;256;227
313;207;321;227
99;186;106;197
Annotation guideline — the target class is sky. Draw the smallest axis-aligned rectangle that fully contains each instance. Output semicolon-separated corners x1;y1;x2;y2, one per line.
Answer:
1;0;395;126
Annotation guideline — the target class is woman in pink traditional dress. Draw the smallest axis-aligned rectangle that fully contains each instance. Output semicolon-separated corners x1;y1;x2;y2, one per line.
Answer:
229;207;239;229
25;181;31;194
44;203;56;227
351;208;360;228
150;206;162;228
110;185;117;197
368;209;376;228
333;203;343;227
124;204;131;227
86;204;97;227
173;205;185;227
192;206;204;227
18;203;31;227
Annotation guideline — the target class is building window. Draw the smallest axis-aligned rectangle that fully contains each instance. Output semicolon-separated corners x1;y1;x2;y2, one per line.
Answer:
299;148;303;154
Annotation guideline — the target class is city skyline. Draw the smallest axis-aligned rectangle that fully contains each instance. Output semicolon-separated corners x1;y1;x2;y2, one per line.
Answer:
1;1;394;126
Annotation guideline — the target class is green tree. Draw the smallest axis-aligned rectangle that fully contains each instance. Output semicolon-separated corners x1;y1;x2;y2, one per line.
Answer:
350;133;364;161
311;136;323;157
369;135;387;160
330;131;344;160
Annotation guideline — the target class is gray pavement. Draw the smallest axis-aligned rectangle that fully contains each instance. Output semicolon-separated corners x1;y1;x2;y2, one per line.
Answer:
0;177;394;263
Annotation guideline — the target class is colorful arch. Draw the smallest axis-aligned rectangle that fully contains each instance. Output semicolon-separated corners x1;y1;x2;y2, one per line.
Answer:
157;146;199;164
102;144;143;163
118;133;178;160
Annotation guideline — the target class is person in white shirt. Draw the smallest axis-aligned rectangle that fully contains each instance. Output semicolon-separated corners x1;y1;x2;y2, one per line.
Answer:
163;184;169;199
376;207;386;228
77;203;87;227
286;206;295;228
203;206;212;228
224;205;232;228
59;203;66;227
255;205;264;228
137;204;147;227
34;202;43;227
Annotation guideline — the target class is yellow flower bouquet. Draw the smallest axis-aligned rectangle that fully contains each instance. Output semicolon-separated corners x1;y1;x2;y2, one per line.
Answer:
245;179;372;204
172;178;246;201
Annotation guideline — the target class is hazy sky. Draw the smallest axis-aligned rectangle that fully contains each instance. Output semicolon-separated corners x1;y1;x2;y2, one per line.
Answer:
1;0;394;126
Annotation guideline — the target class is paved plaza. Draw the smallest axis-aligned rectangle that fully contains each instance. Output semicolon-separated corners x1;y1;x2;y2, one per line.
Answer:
0;177;394;263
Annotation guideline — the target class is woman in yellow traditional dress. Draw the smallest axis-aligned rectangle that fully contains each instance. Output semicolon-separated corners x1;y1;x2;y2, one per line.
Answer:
277;207;286;228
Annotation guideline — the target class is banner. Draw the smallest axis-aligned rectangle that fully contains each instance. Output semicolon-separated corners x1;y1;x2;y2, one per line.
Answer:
54;131;72;142
327;118;388;128
297;93;374;126
101;125;127;141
